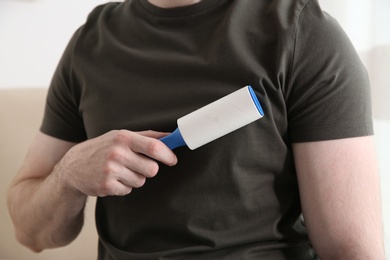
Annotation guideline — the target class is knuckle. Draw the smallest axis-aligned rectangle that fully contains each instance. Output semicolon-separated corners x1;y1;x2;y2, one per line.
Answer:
113;186;133;196
107;147;124;162
102;162;116;176
133;176;146;188
99;180;115;194
147;141;162;157
113;130;129;144
121;187;133;196
147;162;159;177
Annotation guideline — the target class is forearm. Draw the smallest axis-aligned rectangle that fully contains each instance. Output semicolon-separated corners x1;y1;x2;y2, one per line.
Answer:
7;130;177;252
7;166;87;252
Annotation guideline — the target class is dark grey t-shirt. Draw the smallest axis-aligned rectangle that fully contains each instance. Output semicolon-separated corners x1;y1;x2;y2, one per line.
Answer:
41;0;373;259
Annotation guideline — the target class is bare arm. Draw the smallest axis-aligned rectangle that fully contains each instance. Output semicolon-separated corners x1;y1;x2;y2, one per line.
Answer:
7;130;177;252
7;132;81;252
293;136;385;260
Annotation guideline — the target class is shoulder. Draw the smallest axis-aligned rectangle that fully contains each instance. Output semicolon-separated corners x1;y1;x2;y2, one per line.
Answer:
85;2;122;23
77;2;122;38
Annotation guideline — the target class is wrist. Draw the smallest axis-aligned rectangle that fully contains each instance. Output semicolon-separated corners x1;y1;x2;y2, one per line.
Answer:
52;159;87;202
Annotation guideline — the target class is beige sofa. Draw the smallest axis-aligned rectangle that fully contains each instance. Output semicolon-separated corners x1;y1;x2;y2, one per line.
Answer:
0;88;97;260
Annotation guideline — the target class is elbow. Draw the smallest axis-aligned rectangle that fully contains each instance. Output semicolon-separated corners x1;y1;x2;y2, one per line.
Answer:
14;229;71;253
27;245;44;254
14;230;45;253
14;227;77;253
8;191;45;252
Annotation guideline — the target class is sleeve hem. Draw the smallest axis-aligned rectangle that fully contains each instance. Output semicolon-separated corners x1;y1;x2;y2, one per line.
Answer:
289;121;374;143
40;124;87;143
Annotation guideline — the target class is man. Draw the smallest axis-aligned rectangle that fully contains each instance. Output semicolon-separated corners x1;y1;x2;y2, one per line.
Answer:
7;0;385;259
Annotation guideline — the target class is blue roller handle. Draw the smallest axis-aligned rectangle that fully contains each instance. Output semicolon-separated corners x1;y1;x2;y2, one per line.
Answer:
159;128;186;150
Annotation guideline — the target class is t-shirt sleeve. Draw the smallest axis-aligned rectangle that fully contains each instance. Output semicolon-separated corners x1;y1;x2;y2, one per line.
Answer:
40;29;88;143
287;0;374;143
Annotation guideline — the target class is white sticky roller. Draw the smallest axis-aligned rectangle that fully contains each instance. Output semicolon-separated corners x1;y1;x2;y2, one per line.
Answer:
160;85;264;150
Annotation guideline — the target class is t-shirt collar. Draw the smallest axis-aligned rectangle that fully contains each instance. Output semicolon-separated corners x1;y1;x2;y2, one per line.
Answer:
138;0;227;17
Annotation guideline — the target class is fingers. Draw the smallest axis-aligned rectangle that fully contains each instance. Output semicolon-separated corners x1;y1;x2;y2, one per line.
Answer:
97;180;133;197
121;130;178;167
65;130;178;197
96;130;177;196
94;158;152;197
137;130;171;139
107;143;160;178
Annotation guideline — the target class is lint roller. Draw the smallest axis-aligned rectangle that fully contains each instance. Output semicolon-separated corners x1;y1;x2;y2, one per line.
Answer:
160;85;264;150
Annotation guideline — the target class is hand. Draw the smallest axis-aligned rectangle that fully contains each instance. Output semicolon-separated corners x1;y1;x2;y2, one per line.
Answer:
56;130;178;197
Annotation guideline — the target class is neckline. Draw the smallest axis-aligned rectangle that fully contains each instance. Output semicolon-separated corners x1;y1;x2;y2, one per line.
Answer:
138;0;226;17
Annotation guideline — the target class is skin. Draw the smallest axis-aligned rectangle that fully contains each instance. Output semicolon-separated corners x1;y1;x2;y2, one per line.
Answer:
8;132;385;258
293;136;385;259
6;0;386;258
7;130;177;252
148;0;201;8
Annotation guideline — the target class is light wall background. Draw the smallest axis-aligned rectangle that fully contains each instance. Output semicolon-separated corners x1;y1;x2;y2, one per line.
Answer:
0;0;389;258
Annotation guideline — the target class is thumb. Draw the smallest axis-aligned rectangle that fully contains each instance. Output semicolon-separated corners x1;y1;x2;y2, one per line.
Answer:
137;130;171;139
